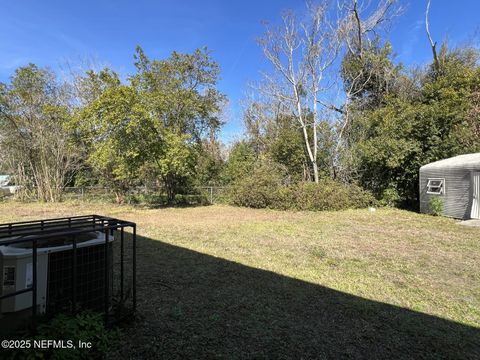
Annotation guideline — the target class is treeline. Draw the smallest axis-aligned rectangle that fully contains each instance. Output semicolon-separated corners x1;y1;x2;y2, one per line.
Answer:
226;0;480;210
0;47;227;203
1;0;479;210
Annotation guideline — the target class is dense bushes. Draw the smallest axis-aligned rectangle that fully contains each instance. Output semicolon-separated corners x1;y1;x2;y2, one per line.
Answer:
283;181;376;211
227;161;285;208
228;176;375;211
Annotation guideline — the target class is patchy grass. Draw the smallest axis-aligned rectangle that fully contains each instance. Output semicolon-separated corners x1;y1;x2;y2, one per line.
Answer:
0;201;479;358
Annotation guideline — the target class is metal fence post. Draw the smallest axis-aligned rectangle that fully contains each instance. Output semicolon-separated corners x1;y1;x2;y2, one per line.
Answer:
32;239;37;333
72;235;77;314
104;229;109;325
132;225;136;313
120;228;124;302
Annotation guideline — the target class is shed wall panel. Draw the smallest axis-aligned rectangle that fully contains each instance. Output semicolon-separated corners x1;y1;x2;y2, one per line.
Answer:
419;168;471;219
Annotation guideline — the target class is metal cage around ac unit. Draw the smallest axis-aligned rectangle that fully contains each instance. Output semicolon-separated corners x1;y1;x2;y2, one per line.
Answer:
0;215;136;334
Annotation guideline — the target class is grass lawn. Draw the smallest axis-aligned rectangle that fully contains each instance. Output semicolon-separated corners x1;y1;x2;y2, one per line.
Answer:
0;201;479;358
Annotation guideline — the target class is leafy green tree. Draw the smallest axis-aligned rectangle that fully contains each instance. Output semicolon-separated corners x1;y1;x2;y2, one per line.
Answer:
351;46;480;208
74;84;148;203
75;47;226;202
133;47;225;199
341;39;402;110
194;139;225;186
131;46;225;141
222;141;257;184
154;131;196;201
268;126;307;183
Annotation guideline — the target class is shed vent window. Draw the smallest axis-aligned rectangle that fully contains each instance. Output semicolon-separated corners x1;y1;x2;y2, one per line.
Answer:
427;178;445;195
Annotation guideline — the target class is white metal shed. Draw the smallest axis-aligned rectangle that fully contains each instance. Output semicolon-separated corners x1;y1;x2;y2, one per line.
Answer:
419;153;480;219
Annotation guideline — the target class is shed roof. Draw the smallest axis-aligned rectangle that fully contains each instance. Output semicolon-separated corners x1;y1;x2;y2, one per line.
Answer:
420;153;480;170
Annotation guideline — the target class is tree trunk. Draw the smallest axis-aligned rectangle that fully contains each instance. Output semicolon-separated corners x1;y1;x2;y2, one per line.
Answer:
312;161;319;183
164;175;175;204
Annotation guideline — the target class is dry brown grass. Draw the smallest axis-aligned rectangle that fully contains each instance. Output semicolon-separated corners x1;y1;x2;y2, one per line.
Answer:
1;201;479;358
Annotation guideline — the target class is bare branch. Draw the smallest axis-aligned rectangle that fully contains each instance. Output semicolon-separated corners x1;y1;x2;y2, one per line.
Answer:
352;0;363;58
317;99;345;114
425;0;440;73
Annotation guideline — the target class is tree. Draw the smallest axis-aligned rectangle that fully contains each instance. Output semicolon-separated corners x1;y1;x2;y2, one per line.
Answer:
338;38;403;181
75;47;226;202
74;84;148;203
268;125;309;183
258;0;399;183
131;46;226;142
194;139;225;186
258;3;339;182
222;141;257;184
331;0;400;180
132;47;226;199
153;130;195;202
0;64;78;201
70;68;122;189
352;46;480;207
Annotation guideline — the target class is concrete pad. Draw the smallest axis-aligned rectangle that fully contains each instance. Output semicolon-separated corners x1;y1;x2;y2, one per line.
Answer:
458;219;480;227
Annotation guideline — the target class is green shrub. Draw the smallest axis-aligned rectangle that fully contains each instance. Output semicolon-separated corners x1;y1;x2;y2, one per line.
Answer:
228;176;375;212
429;196;444;216
379;187;400;207
280;180;375;211
6;311;118;360
228;161;284;208
229;175;280;208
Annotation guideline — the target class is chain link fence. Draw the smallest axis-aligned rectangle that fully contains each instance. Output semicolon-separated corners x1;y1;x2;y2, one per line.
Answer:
62;186;229;205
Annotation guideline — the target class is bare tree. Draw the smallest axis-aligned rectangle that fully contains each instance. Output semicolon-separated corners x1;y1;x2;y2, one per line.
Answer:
329;0;400;179
258;3;340;182
258;0;399;182
242;86;287;153
340;0;398;58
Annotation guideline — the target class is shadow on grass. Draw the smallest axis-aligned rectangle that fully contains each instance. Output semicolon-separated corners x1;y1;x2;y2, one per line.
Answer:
117;235;480;359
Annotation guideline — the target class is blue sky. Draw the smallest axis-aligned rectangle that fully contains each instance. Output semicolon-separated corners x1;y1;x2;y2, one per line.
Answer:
1;1;479;142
